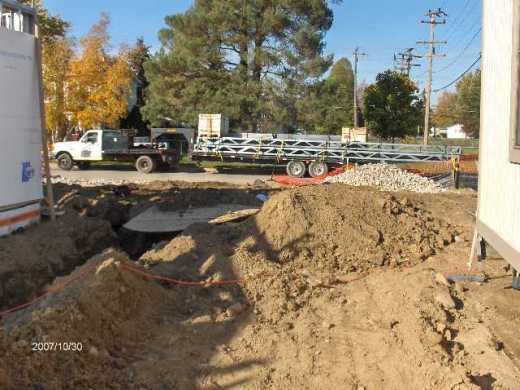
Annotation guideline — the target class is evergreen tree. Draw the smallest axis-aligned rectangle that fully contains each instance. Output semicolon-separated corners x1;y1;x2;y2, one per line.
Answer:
296;58;354;134
143;0;340;131
121;38;151;134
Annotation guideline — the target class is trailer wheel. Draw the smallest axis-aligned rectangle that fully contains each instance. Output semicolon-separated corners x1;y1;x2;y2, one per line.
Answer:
135;155;156;174
308;161;328;178
57;153;73;171
286;160;306;178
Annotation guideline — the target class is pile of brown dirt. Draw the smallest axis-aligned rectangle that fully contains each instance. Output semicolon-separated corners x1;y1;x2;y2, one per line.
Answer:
244;184;458;270
138;185;466;327
4;184;517;389
0;250;174;390
0;213;115;310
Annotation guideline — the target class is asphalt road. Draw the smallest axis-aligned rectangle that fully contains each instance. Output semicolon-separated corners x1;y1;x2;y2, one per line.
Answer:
50;163;275;186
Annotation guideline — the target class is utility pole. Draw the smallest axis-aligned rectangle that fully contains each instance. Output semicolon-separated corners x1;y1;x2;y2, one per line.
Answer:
418;8;447;145
353;47;367;128
394;48;422;77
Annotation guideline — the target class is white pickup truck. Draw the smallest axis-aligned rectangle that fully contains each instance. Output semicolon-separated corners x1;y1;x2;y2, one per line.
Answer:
52;130;186;174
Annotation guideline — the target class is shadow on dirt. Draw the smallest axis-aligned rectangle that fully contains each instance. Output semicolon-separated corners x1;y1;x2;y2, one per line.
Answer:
129;217;284;387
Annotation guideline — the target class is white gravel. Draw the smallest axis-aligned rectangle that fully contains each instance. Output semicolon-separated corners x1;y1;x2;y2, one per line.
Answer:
325;163;445;193
48;176;147;187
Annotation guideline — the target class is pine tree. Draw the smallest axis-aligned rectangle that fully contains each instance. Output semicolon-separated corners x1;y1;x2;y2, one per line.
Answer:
143;0;340;132
121;38;151;133
296;58;355;134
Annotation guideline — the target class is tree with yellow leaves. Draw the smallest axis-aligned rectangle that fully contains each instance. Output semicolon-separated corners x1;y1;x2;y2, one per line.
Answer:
67;14;133;129
43;37;73;141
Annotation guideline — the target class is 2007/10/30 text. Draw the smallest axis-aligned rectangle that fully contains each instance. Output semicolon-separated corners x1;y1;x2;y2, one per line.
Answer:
31;342;83;352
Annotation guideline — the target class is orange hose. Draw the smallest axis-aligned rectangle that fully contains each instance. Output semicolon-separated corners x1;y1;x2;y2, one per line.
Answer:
119;263;246;286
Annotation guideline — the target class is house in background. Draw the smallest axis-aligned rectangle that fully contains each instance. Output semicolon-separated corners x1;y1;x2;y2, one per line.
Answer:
432;124;471;139
446;124;470;139
475;0;520;286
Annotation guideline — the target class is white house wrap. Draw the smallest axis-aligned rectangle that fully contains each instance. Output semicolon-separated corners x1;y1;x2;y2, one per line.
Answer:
0;0;42;236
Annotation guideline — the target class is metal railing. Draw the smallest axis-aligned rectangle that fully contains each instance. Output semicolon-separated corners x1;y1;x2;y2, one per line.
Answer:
193;136;461;164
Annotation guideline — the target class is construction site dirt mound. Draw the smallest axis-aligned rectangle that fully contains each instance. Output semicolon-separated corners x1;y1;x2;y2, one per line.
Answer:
0;250;174;390
245;183;457;269
0;212;115;310
133;186;518;388
3;184;518;389
139;185;464;327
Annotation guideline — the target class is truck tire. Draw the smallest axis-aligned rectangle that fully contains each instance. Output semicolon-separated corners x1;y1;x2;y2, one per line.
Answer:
57;153;74;171
77;162;90;170
308;161;328;178
286;160;306;178
135;155;156;174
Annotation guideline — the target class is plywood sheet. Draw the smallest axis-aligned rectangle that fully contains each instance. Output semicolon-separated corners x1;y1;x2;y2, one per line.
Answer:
124;204;258;233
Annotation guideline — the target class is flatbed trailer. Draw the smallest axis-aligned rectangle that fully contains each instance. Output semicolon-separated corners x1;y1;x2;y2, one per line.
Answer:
192;136;462;177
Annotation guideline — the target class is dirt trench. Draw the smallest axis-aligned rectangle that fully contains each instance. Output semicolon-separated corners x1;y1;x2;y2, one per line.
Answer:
0;181;269;311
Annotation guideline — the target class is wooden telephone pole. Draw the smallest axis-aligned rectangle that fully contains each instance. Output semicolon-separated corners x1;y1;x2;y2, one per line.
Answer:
353;47;367;128
394;48;422;77
418;8;447;145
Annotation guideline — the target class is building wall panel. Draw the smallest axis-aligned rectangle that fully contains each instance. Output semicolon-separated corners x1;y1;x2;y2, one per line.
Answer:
0;26;42;209
479;0;520;263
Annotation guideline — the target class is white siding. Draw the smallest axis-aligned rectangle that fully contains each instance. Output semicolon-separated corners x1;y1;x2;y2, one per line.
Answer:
479;0;520;256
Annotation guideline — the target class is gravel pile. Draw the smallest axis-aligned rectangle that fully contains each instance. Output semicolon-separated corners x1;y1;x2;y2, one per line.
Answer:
49;176;148;187
325;163;444;193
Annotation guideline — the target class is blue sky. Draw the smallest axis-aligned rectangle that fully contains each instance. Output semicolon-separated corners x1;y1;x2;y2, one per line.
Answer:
44;0;482;97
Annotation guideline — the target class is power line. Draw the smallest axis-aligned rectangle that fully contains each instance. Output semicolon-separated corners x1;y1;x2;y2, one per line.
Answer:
446;18;481;53
394;48;422;76
433;54;481;93
443;0;473;40
434;27;481;73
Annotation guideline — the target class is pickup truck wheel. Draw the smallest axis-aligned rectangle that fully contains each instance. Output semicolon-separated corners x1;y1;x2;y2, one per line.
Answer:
286;160;306;178
57;153;73;171
135;155;156;174
308;161;328;178
77;162;90;170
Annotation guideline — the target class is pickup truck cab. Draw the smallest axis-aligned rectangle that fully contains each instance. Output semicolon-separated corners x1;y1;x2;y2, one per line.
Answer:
52;130;184;174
